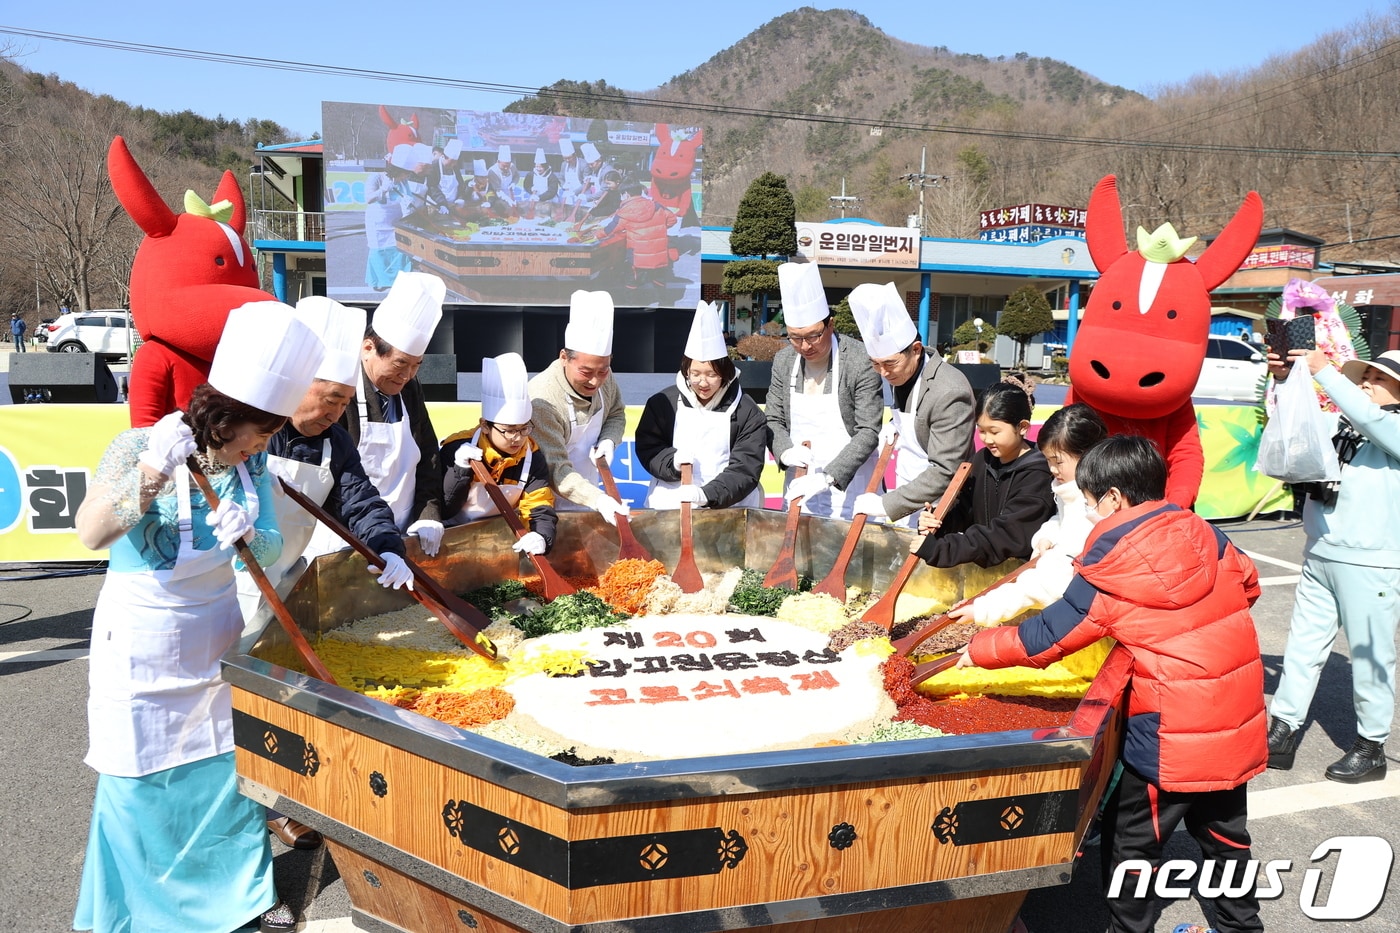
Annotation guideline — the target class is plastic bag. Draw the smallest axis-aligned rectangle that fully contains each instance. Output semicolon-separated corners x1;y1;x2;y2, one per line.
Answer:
1256;366;1342;484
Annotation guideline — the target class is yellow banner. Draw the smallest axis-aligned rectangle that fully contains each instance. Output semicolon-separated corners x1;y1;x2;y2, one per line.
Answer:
0;403;1292;563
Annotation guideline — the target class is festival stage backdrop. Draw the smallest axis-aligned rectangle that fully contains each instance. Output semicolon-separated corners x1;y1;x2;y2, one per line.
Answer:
0;404;1290;563
322;102;703;309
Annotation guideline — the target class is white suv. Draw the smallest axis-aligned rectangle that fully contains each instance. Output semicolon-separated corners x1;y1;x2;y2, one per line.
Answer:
43;310;134;360
1193;335;1267;402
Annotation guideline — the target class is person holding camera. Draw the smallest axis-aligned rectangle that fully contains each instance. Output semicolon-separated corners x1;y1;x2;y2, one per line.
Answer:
1266;347;1400;784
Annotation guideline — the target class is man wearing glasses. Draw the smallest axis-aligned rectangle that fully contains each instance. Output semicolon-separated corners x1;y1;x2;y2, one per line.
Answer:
442;353;557;555
765;262;883;520
846;282;974;527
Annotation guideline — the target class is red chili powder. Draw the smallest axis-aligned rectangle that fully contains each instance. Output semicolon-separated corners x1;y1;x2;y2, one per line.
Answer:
882;656;1078;735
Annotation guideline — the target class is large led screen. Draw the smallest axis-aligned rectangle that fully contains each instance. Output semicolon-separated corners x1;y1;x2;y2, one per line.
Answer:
323;102;703;307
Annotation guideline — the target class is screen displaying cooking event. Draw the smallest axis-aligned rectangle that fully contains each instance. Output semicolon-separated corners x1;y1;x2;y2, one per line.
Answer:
322;101;703;308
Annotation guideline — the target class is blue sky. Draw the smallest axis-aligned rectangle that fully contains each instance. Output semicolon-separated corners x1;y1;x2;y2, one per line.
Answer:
1;1;1390;139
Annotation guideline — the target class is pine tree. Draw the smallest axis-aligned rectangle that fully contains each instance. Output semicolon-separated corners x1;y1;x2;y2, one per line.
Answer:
996;285;1055;367
725;172;797;310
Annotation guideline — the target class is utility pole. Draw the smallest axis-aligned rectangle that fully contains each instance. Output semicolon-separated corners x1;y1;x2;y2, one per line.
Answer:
829;178;860;219
899;147;947;234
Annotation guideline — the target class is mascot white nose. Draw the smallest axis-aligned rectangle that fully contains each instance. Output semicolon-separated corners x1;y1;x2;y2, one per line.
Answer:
1138;261;1167;314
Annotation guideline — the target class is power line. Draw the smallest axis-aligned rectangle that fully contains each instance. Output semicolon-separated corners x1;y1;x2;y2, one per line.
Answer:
4;25;1400;163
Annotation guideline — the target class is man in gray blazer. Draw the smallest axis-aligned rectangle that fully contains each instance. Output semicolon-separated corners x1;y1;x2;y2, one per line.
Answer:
846;282;974;526
766;262;884;520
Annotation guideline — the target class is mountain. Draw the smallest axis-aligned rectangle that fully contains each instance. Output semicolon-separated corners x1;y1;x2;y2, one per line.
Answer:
509;6;1400;257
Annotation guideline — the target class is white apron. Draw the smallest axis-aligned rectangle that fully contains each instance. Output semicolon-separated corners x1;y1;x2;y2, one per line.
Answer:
364;173;402;250
236;440;334;621
355;391;420;529
439;165;460;203
884;370;932;528
784;336;878;520
647;384;763;510
459;428;529;521
555;404;606;512
86;463;257;777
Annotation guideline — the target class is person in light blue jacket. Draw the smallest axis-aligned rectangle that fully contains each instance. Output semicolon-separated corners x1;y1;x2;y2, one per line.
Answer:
1266;348;1400;784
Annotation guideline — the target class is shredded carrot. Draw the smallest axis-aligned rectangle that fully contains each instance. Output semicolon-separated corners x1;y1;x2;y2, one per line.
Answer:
586;559;667;614
521;573;601;599
407;687;516;728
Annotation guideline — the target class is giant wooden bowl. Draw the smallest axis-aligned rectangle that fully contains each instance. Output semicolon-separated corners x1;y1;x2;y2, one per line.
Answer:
226;508;1129;933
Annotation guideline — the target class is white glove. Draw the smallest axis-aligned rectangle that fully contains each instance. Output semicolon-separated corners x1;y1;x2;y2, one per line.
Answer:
677;484;707;506
370;552;414;590
206;499;255;549
673;448;693;467
595;495;631;526
589;438;616;463
779;445;812;469
878;421;900;448
407;519;444;557
453;442;484;467
139;411;197;478
512;531;547;555
785;472;832;503
853;492;888;520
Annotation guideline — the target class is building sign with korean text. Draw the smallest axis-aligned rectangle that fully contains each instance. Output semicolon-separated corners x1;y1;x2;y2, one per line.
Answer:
1240;244;1316;270
981;203;1086;231
794;222;921;269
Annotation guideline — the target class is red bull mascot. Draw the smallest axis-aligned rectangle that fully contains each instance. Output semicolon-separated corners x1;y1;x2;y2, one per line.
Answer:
1066;175;1263;508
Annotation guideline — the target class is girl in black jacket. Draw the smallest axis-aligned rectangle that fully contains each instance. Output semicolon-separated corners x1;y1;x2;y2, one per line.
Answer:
912;381;1054;568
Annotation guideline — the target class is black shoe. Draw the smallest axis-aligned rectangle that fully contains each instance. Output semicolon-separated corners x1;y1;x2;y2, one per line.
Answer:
1266;717;1296;770
260;901;297;933
1325;738;1387;784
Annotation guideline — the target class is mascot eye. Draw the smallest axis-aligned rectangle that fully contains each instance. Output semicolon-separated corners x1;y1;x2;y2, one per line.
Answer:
214;256;225;266
1166;310;1177;319
1112;301;1122;310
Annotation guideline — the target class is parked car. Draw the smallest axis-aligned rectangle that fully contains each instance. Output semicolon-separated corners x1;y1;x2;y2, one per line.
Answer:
1193;335;1267;402
34;318;55;344
43;310;134;360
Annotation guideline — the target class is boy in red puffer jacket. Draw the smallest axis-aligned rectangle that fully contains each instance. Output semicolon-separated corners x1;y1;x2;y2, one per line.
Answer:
957;435;1267;933
596;182;678;290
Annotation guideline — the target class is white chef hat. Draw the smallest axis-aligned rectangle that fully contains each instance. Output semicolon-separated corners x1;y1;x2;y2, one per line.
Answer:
559;138;576;157
778;262;829;328
684;300;726;363
564;290;614;357
580;142;601;163
373;271;444;357
472;158;488;178
411;143;434;167
534;148;548;166
209;302;325;417
389;144;418;170
443;138;463;160
481;352;532;425
496;145;512;164
848;282;919;358
294;296;367;387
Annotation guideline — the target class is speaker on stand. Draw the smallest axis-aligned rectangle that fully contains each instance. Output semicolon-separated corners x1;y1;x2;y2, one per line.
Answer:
8;354;119;404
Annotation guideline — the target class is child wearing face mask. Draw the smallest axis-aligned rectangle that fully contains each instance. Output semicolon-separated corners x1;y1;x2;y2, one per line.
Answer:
944;402;1108;626
911;381;1054;568
956;435;1267;933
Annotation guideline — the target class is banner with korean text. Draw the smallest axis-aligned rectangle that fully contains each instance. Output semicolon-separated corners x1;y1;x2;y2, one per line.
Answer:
794;222;921;269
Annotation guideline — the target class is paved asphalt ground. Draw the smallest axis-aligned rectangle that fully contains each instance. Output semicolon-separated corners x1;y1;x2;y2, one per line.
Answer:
4;517;1400;933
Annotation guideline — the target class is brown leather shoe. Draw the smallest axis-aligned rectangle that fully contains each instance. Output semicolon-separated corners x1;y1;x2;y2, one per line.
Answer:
268;816;323;850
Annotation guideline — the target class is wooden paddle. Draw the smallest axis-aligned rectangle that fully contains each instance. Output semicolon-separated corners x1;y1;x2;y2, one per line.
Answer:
810;436;899;601
892;556;1040;657
185;457;337;685
595;455;653;563
909;650;963;686
671;463;705;593
467;459;575;600
762;442;810;590
276;479;498;661
857;461;972;630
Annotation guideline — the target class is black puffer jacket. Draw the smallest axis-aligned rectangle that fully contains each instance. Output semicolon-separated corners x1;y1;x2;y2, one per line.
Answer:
267;423;405;558
635;377;770;509
914;445;1054;568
